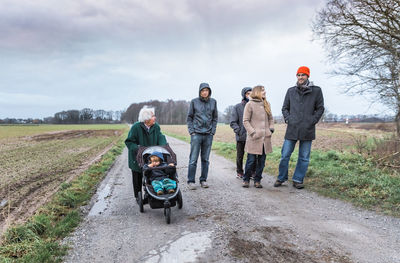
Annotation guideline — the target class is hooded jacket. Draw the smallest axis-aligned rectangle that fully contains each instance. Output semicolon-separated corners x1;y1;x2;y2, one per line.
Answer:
187;83;218;135
282;81;324;140
230;87;252;141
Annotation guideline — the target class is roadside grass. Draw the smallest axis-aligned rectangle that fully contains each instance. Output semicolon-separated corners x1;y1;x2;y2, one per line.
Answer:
265;148;400;217
0;132;127;262
164;131;400;217
0;124;127;139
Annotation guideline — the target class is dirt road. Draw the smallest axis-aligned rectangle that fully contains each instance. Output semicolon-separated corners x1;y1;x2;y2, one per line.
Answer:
63;136;400;263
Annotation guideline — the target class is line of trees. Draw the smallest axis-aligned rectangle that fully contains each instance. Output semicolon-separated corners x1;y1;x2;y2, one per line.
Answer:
50;108;124;124
0;100;230;125
0;108;124;124
1;102;394;125
122;100;190;124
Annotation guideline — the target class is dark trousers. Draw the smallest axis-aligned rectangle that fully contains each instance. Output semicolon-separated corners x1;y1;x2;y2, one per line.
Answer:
243;148;266;183
236;141;245;174
131;170;142;198
236;141;256;175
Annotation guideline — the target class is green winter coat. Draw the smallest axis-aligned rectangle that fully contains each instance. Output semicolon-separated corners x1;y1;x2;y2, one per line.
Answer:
125;122;167;172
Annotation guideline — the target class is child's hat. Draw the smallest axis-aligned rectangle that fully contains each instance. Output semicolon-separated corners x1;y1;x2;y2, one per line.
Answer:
149;151;164;161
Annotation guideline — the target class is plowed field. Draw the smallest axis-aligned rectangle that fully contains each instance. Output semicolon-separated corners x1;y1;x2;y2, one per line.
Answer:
0;125;127;236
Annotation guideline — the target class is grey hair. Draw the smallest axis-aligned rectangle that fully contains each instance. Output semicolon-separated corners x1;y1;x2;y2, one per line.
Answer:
138;106;155;122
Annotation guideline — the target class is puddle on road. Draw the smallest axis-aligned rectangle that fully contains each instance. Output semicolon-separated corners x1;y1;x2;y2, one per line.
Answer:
323;220;360;233
143;231;213;263
88;183;112;216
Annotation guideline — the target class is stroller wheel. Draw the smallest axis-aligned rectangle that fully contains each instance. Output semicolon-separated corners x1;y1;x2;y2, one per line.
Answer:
165;207;171;224
138;192;144;213
177;191;183;209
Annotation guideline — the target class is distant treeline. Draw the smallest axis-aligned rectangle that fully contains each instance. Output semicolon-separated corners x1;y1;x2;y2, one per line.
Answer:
0;108;124;124
122;100;190;124
121;99;233;124
0;100;394;125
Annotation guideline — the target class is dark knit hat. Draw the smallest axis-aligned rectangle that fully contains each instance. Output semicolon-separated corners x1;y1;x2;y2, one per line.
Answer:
149;151;164;162
297;66;310;77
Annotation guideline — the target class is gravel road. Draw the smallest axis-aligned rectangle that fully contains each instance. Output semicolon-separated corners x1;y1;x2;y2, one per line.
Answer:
63;136;400;263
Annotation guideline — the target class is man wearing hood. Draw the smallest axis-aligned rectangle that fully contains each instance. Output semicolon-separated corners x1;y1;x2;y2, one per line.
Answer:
187;83;218;190
274;66;324;189
230;87;256;179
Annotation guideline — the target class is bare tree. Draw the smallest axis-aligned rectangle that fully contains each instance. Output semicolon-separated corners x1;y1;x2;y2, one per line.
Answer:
312;0;400;136
80;108;94;123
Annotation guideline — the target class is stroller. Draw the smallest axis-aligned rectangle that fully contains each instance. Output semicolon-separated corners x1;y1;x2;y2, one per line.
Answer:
136;144;183;224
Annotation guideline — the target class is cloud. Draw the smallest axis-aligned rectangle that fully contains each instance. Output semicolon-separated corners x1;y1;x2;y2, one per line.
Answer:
0;0;321;53
0;0;389;119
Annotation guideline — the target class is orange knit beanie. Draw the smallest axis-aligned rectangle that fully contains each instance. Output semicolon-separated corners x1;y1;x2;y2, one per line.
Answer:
297;66;310;77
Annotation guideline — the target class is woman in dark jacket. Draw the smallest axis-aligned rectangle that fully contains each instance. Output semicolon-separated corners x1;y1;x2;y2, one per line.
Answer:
125;106;167;200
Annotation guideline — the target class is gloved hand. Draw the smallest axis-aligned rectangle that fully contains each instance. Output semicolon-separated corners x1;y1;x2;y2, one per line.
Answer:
270;128;275;134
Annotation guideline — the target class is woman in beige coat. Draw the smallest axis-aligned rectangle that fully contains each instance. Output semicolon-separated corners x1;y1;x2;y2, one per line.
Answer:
242;85;274;188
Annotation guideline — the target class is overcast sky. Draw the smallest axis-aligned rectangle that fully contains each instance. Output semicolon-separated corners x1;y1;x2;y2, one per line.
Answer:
0;0;392;119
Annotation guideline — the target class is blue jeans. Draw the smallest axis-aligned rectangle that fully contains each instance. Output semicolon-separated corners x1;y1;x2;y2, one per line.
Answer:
243;148;266;183
278;139;312;183
187;134;213;183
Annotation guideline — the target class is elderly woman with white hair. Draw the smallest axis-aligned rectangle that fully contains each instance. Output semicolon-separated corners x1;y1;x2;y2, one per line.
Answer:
125;106;167;201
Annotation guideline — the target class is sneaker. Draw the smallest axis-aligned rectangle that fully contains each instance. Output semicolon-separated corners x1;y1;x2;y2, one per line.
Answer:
157;190;163;195
254;182;263;188
168;189;175;194
274;180;284;187
293;182;304;189
249;172;256;180
188;182;197;190
200;181;209;188
242;181;249;188
236;173;244;179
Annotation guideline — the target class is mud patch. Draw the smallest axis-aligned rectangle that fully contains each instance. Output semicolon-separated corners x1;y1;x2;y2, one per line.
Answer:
228;226;352;263
29;130;122;141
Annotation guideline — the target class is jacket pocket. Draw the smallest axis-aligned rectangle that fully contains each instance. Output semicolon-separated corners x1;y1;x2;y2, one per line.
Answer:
252;129;263;139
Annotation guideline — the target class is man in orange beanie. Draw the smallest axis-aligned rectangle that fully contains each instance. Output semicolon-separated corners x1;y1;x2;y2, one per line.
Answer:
274;66;324;189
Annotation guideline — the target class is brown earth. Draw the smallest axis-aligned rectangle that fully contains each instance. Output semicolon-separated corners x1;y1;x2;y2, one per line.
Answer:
228;226;352;263
0;130;122;237
28;129;122;141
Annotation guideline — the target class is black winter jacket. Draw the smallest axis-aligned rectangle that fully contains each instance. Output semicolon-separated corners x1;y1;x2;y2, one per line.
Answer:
144;163;175;182
230;87;251;142
230;100;247;141
282;82;324;140
187;83;218;135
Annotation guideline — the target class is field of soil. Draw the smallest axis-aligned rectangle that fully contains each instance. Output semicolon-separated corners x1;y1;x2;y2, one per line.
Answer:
161;122;395;151
0;125;127;237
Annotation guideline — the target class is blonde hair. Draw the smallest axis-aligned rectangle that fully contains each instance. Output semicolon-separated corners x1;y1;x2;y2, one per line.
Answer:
149;155;161;163
250;85;272;117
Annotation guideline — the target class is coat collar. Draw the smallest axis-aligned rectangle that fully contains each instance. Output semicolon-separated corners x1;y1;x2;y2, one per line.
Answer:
140;122;155;134
250;98;263;102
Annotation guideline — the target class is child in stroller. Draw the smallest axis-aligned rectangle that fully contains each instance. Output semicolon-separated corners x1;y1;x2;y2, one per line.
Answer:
136;145;183;224
144;151;177;195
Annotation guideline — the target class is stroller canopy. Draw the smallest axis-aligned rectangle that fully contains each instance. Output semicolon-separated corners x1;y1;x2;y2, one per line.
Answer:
136;144;177;167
